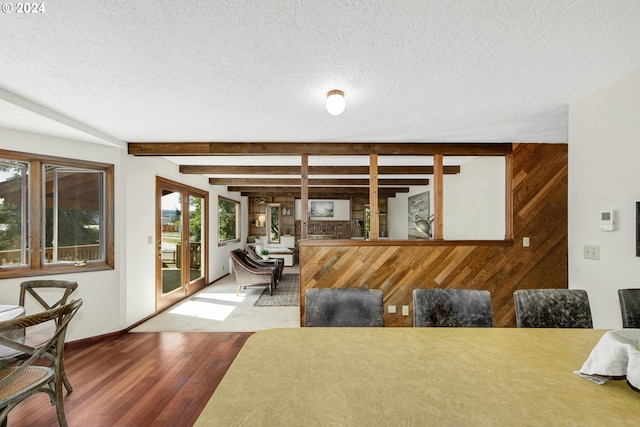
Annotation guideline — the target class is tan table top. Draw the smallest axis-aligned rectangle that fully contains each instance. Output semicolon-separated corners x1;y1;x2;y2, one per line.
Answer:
195;328;640;427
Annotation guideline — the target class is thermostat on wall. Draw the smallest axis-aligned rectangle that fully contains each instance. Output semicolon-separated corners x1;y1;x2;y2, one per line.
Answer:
600;210;616;231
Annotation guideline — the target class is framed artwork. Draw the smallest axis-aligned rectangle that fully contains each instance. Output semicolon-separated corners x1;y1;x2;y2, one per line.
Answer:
408;191;431;240
310;201;334;218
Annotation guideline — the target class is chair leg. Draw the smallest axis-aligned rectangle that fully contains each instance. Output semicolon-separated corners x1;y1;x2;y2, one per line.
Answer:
237;285;240;296
49;377;69;427
62;369;73;392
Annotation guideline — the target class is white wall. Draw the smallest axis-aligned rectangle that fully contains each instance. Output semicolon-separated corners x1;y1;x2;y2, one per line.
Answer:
443;157;505;240
0;128;245;340
568;67;640;329
387;157;505;240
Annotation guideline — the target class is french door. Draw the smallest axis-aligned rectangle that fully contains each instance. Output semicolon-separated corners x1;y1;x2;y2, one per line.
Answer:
156;177;208;312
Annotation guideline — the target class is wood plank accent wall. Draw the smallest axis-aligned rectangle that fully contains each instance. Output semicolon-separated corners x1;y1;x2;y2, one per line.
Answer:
299;143;568;327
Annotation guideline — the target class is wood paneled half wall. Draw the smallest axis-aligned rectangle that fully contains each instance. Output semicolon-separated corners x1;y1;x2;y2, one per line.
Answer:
299;143;568;327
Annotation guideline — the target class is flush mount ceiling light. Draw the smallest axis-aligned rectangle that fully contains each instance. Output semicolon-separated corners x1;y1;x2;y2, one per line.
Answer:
326;89;345;116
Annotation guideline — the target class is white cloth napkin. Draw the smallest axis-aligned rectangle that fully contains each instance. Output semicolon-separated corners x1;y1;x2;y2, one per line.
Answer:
575;329;640;389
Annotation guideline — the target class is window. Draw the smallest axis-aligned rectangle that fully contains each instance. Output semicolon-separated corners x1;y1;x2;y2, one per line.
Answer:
0;159;28;267
43;166;105;264
218;197;239;245
0;149;114;278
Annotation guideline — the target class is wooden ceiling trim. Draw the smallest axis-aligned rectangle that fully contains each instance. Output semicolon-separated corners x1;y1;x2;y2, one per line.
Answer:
240;191;404;200
129;142;512;156
209;178;429;186
229;186;409;194
182;165;460;175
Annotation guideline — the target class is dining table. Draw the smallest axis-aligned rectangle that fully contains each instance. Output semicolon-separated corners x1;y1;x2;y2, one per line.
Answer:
195;327;640;426
0;305;25;340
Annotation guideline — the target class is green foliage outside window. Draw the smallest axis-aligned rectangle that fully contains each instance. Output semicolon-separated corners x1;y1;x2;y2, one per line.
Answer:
218;198;239;243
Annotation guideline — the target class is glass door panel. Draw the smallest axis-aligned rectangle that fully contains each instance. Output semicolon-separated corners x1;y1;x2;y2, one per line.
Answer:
188;195;204;283
157;178;208;312
161;188;183;296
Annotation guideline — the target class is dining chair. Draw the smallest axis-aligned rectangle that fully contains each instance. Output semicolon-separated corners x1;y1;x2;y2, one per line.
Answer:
304;288;384;327
513;289;593;328
0;299;83;427
618;289;640;328
18;280;78;393
412;289;494;327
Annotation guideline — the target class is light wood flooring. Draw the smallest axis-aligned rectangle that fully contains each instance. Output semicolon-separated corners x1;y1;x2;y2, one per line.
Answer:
7;332;252;427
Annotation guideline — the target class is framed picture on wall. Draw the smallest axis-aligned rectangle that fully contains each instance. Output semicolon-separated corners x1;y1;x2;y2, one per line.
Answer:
408;191;431;240
310;201;334;218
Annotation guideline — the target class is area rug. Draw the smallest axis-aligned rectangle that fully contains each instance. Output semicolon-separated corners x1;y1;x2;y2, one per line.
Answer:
254;274;300;306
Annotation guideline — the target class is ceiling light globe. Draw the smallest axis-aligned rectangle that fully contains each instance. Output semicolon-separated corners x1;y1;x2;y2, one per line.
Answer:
326;90;345;115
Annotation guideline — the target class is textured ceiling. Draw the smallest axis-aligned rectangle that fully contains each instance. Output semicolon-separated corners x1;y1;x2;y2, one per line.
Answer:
1;0;640;148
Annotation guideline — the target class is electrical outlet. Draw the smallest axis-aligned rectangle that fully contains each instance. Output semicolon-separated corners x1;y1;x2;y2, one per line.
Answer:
402;305;409;316
388;305;396;314
584;244;600;260
523;237;530;247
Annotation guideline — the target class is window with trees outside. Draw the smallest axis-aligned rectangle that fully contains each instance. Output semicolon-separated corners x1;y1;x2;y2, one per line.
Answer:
0;149;114;278
218;197;239;245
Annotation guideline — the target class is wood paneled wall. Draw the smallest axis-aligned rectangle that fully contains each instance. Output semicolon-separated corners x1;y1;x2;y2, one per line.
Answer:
299;143;568;327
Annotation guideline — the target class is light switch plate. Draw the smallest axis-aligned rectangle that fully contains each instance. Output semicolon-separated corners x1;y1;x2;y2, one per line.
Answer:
584;244;600;260
388;305;396;314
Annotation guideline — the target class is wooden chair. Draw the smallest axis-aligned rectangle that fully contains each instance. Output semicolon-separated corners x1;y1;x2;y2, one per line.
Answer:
19;280;78;392
618;289;640;328
230;249;278;296
0;299;83;427
413;289;494;327
20;280;79;315
304;288;384;327
513;289;593;328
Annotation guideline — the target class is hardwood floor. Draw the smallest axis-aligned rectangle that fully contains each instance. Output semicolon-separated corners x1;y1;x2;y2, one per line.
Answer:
7;332;252;427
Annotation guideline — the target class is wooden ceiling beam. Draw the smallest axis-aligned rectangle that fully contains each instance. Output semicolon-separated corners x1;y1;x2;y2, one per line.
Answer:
231;186;409;196
182;165;460;175
239;190;403;198
129;142;512;156
210;178;429;186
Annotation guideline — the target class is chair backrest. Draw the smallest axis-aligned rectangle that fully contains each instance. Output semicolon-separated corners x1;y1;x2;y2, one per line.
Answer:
0;299;83;374
412;289;494;327
513;289;593;328
618;289;640;328
305;288;384;327
247;245;261;258
0;299;82;424
19;280;78;312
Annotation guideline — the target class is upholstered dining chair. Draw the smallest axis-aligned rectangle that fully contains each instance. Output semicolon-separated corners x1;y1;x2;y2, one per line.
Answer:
304;288;384;327
18;280;78;393
0;299;82;427
618;289;640;328
412;289;494;327
513;289;593;328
